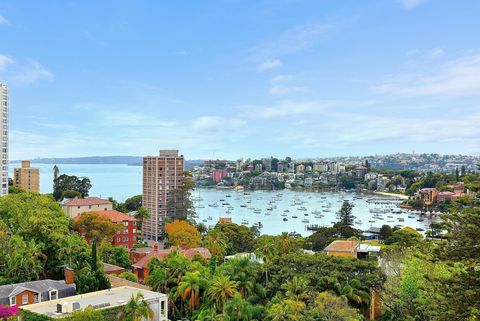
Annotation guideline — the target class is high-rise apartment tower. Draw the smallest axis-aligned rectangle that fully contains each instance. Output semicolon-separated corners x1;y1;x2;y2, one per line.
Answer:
142;150;184;241
0;84;8;196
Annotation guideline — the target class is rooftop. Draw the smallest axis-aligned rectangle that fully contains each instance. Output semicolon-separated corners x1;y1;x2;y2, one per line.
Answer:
323;240;359;252
21;286;166;318
63;197;112;207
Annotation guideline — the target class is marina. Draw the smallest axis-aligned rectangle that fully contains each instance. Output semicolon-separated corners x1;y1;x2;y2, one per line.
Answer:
192;189;439;235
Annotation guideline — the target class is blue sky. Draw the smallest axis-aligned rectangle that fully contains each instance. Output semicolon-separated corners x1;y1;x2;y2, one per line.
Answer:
1;0;479;160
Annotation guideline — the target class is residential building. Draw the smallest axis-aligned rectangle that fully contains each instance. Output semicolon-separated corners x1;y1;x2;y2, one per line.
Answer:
356;165;367;178
323;240;359;258
0;83;8;196
296;164;305;173
74;210;137;249
132;244;211;282
212;169;228;183
416;188;438;205
0;272;76;307
13;160;40;192
61;197;113;219
437;191;456;203
143;150;184;241
262;157;272;172
20;286;168;321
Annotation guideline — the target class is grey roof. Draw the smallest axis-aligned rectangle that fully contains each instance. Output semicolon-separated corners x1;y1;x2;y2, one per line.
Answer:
0;280;76;306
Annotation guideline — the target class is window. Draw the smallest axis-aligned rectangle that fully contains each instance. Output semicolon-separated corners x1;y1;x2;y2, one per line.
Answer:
49;290;58;300
22;294;28;305
9;296;16;306
34;293;39;303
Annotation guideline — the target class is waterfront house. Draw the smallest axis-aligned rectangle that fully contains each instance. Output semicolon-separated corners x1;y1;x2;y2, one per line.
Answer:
437;191;457;203
62;197;112;219
74;210;137;249
0;271;76;307
415;188;438;205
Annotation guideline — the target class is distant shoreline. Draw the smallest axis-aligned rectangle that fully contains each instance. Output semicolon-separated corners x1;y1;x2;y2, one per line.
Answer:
374;191;409;199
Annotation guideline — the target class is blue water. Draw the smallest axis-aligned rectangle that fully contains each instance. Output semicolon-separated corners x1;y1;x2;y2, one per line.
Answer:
9;162;142;201
8;163;435;235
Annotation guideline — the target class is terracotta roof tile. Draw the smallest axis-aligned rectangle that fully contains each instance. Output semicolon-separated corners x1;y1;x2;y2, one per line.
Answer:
73;210;135;223
132;247;212;269
324;240;359;252
64;197;112;207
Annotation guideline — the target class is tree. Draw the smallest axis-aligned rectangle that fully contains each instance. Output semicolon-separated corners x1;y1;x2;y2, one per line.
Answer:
124;195;143;211
57;233;89;270
335;201;359;238
60;190;82;200
119;293;154;321
135;206;149;235
53;174;92;200
223;294;259;321
208;275;239;312
266;299;305;321
307;292;359;321
340;176;356;189
214;223;255;255
379;225;393;241
4;236;46;282
177;271;206;312
167;171;195;220
281;276;309;302
75;265;111;294
74;212;120;271
68;306;105;321
334;278;369;309
165;219;201;248
147;268;168;293
100;243;131;269
308;227;336;251
385;227;422;247
255;237;276;285
204;230;227;258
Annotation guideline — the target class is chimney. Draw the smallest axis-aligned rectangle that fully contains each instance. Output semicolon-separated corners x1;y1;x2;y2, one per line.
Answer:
65;267;75;285
153;243;159;252
180;242;188;251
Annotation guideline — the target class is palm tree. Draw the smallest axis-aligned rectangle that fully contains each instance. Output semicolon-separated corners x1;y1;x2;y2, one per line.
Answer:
146;268;168;293
208;275;239;312
255;238;276;285
193;306;221;321
266;299;306;321
281;276;310;302
177;271;206;312
228;258;255;298
223;294;255;321
119;293;154;321
204;230;227;258
334;278;370;308
135;207;149;237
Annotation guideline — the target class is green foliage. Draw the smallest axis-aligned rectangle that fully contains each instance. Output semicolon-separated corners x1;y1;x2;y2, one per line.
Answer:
53;174;92;201
214;223;256;255
119;293;154;321
340;175;356;189
60;189;82;200
379;225;393;240
119;272;138;282
65;306;105;321
384;227;422;246
8;185;25;194
100;243;132;269
21;310;54;321
75;265;111;294
124;195;143;211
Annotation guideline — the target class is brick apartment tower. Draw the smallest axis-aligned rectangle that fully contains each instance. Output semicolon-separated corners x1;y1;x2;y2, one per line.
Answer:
0;84;8;196
14;160;40;192
142;150;184;241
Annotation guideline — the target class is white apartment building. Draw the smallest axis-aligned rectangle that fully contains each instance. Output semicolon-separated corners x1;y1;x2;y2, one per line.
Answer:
0;83;8;196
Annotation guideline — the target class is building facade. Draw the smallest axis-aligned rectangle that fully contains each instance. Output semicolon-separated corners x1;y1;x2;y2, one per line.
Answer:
0;83;8;196
13;160;40;192
61;197;113;219
143;150;184;241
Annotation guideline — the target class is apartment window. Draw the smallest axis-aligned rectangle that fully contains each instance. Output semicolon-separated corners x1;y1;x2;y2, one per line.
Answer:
9;296;16;306
22;294;28;305
123;237;128;242
49;290;58;300
117;237;121;242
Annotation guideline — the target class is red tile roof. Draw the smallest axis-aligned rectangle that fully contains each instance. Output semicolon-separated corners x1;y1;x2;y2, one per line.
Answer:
132;247;212;269
73;210;136;223
324;240;359;252
64;197;112;207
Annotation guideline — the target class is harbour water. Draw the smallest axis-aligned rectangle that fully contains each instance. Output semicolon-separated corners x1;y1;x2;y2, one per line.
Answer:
192;189;437;236
9;162;436;236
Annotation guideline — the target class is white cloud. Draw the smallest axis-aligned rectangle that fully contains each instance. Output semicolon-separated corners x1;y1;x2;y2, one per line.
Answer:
192;116;246;132
241;100;332;120
269;85;307;95
372;51;480;97
270;75;291;83
257;58;282;71
0;54;14;71
11;61;54;85
250;22;332;59
399;0;429;10
0;15;9;26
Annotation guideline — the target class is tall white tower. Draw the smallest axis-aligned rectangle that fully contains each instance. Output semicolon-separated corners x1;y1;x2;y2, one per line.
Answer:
0;83;8;196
